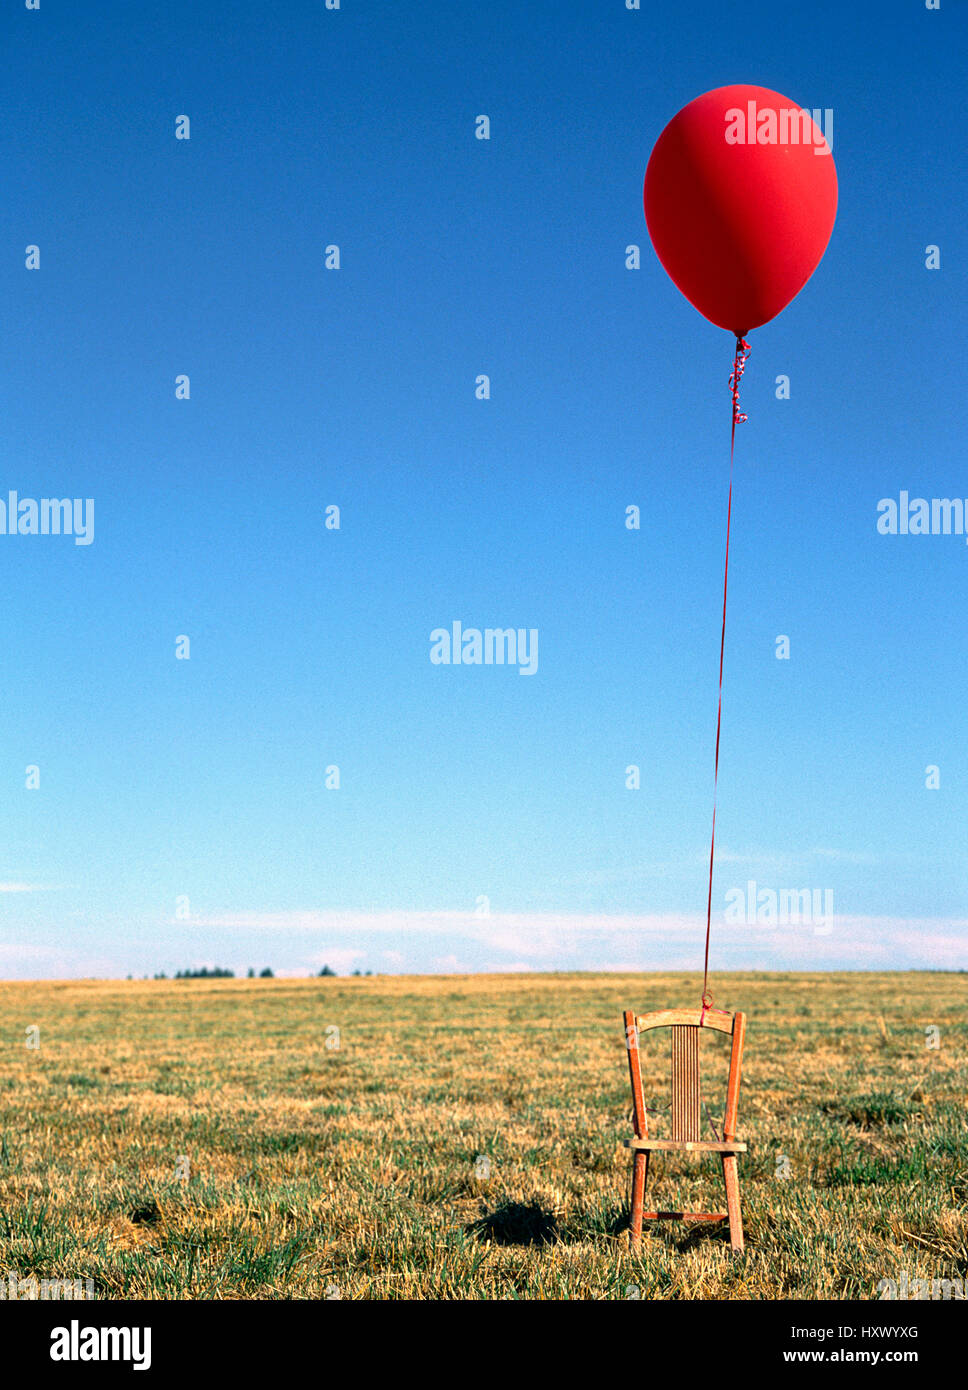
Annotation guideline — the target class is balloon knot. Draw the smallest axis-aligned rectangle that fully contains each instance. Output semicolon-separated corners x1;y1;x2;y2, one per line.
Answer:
729;337;752;425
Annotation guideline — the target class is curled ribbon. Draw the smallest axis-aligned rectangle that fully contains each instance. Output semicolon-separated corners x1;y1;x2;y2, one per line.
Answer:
729;336;752;425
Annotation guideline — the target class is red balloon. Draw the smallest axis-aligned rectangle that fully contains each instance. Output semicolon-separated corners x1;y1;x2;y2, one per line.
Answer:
644;84;838;335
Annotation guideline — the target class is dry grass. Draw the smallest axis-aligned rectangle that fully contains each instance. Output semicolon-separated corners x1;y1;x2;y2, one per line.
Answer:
0;971;965;1299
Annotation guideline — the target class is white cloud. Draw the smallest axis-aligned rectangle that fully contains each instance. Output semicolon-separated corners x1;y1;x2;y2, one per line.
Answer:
0;943;61;960
307;947;367;974
431;953;462;972
184;908;967;971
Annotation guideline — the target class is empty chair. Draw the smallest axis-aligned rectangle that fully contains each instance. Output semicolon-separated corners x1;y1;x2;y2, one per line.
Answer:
622;1006;747;1252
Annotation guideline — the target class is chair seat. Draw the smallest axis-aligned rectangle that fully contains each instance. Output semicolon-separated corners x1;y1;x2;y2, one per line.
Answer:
623;1137;747;1153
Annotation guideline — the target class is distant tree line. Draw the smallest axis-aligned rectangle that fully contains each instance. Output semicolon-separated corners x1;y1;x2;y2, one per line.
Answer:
155;966;236;979
147;965;379;979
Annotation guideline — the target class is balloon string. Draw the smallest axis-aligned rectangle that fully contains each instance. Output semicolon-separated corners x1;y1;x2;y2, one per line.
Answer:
700;335;751;1023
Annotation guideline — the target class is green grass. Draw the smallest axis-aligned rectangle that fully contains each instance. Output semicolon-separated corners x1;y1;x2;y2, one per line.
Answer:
0;970;965;1298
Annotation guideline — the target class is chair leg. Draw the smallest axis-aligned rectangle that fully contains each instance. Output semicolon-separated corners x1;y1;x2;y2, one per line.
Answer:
630;1151;648;1248
721;1153;744;1253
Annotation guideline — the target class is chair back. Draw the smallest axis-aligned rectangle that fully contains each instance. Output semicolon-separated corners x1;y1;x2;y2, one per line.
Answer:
625;1007;746;1142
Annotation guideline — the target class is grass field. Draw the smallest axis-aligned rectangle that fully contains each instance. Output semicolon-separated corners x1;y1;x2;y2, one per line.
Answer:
0;971;965;1300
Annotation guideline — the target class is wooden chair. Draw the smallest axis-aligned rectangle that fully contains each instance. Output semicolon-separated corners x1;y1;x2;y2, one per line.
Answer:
622;1006;747;1252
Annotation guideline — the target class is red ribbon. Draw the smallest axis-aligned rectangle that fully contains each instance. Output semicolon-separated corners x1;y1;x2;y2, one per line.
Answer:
701;336;751;1016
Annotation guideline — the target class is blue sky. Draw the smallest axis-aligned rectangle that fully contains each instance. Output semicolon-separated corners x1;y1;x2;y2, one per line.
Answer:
2;0;965;978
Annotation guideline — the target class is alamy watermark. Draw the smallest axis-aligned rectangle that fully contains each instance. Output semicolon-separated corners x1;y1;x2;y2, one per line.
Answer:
50;1320;150;1371
1;1270;95;1299
877;492;968;544
724;880;834;935
430;621;538;676
0;492;94;545
725;100;833;155
878;1271;965;1300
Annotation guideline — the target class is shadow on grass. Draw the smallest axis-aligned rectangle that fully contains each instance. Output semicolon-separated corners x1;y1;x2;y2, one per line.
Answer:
614;1207;735;1252
672;1219;734;1252
129;1201;162;1226
467;1200;560;1247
